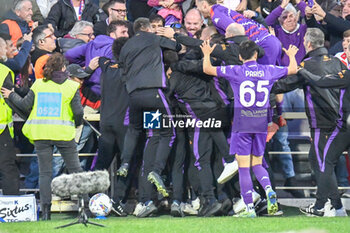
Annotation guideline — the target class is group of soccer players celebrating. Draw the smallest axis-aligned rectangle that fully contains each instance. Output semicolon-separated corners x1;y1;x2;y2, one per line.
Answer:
98;0;350;218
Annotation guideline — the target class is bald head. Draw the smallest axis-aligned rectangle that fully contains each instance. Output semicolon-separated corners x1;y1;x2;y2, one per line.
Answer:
184;8;203;36
200;26;218;40
225;23;245;38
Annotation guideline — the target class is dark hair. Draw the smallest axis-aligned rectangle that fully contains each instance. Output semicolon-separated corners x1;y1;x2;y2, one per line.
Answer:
107;20;128;35
149;14;165;26
43;53;67;81
239;40;260;60
194;28;203;39
18;56;32;87
102;0;126;16
112;37;128;59
163;50;178;71
0;33;11;41
133;17;151;32
32;25;50;47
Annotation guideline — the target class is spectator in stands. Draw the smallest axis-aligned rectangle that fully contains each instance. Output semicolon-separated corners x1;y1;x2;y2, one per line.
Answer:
0;0;38;46
184;8;204;37
310;0;350;48
31;24;56;79
94;0;130;36
147;0;184;26
334;29;350;68
0;37;20;196
0;33;33;75
1;53;84;221
65;20;129;96
265;0;307;66
45;0;106;37
58;21;95;53
264;0;307;198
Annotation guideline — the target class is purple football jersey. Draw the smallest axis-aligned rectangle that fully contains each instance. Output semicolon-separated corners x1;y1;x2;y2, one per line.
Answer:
216;61;288;133
210;4;271;44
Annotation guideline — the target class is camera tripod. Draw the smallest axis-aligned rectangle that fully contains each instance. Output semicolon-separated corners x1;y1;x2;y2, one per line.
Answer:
55;196;105;229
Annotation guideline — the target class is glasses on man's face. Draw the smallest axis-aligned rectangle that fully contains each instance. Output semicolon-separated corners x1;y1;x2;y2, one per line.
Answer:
170;23;182;29
111;8;127;14
79;33;94;38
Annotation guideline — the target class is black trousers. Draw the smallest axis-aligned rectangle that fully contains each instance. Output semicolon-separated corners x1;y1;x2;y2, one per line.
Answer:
35;139;83;205
121;88;175;174
310;128;350;209
169;130;187;202
188;127;215;199
95;123;131;202
138;136;159;202
0;127;19;195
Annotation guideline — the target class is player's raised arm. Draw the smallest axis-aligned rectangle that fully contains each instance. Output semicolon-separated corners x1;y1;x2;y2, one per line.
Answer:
200;40;217;76
283;45;299;75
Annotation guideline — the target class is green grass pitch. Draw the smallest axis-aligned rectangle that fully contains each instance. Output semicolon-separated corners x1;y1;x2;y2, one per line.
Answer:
1;207;350;233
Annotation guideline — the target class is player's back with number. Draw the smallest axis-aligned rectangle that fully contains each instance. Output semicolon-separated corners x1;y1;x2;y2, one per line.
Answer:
217;61;288;133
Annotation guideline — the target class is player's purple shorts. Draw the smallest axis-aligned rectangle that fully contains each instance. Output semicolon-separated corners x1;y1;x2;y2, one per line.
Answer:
229;132;267;156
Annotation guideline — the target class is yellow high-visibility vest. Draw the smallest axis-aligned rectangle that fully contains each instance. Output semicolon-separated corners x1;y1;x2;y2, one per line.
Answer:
22;79;80;141
0;64;14;138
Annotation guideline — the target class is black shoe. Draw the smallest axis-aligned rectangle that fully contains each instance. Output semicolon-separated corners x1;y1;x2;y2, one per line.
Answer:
199;199;222;217
284;177;305;198
147;171;169;197
170;201;184;217
41;204;51;221
112;201;127;217
255;199;267;216
218;198;232;215
300;203;324;217
116;163;129;177
137;201;157;218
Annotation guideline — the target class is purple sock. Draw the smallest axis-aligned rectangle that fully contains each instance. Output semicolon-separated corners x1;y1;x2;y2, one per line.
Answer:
238;167;254;205
252;164;271;190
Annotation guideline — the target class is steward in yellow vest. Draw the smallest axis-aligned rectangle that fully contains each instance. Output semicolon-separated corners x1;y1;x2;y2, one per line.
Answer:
22;78;79;141
1;53;84;220
0;63;20;195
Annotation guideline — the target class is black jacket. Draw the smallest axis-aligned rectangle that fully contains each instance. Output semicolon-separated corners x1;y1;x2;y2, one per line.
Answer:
298;69;350;130
99;57;128;126
272;47;346;129
168;68;229;126
45;0;106;37
57;38;85;54
119;31;181;94
31;48;51;67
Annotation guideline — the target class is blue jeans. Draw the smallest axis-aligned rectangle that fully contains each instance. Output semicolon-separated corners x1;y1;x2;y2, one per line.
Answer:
272;125;295;178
